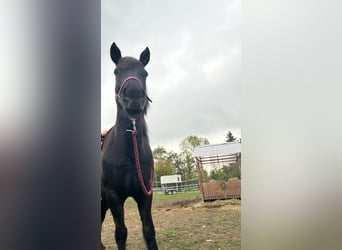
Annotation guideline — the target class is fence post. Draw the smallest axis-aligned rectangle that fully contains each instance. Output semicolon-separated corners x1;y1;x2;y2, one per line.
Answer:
195;157;205;202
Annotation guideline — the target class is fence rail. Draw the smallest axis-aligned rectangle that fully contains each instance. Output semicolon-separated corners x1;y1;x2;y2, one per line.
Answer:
154;178;199;192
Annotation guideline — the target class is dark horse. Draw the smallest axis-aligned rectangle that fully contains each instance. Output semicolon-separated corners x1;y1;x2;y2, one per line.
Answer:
101;43;158;250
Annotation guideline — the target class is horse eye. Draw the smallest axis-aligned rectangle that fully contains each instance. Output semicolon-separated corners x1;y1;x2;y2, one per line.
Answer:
114;68;119;75
143;71;148;77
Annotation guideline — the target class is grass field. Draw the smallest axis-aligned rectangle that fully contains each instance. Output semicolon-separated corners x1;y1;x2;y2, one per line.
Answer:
102;190;240;250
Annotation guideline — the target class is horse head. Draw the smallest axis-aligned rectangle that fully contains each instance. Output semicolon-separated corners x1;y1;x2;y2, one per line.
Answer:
111;42;151;119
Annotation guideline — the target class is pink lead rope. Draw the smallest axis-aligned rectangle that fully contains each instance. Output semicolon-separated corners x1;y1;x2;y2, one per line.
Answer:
127;118;154;196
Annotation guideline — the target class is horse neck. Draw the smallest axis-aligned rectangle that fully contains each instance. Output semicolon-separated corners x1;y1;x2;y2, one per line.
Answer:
115;111;148;141
114;110;152;162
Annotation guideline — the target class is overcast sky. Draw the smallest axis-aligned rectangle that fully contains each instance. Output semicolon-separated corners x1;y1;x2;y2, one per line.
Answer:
101;0;240;152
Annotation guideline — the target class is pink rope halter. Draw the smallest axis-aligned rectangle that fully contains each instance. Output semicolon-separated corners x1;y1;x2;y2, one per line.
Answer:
115;76;152;102
115;76;143;100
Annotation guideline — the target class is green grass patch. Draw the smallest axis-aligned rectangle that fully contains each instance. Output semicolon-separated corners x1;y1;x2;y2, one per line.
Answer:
125;190;201;205
153;190;201;201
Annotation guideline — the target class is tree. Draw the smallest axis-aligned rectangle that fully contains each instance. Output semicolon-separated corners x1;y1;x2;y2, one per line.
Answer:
154;159;175;184
180;135;209;153
179;135;210;180
166;151;184;176
153;146;181;186
201;169;209;182
152;146;167;160
210;163;241;181
223;163;241;180
210;167;226;181
225;131;237;142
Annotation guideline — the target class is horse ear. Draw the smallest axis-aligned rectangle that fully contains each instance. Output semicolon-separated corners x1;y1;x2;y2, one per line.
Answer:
139;47;150;66
110;42;122;65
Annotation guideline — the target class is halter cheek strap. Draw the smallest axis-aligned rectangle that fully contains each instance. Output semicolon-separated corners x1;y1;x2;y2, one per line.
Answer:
115;76;152;102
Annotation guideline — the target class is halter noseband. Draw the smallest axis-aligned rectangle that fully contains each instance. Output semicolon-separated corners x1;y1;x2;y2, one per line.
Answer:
115;76;152;102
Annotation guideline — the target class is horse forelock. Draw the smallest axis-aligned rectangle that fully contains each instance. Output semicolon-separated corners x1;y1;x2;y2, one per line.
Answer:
116;57;144;71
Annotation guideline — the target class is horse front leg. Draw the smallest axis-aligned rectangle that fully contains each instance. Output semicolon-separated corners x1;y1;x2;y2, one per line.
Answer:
136;195;158;250
108;192;127;250
101;196;108;249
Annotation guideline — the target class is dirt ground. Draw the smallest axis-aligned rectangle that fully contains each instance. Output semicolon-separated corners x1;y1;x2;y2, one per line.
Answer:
101;193;240;250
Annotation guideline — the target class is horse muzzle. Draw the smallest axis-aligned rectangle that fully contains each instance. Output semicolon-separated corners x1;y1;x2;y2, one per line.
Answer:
123;98;146;117
115;76;151;117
